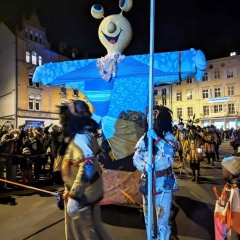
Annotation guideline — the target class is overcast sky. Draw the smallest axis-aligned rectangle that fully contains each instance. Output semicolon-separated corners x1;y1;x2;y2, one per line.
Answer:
0;0;239;59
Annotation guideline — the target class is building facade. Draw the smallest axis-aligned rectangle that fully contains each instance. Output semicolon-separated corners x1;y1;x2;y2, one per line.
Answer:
154;54;240;129
0;12;82;128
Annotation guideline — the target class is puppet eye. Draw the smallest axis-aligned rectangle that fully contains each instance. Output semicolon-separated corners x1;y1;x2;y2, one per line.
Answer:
91;4;104;19
119;0;133;12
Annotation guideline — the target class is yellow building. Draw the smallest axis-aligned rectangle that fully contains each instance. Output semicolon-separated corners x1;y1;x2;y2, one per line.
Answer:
155;53;240;129
0;12;81;128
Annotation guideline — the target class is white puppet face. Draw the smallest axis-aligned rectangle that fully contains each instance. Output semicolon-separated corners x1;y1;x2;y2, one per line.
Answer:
98;14;132;54
91;1;133;55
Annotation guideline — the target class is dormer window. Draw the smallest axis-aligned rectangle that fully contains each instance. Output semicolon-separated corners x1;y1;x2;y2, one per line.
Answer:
73;89;79;96
26;51;30;63
38;56;42;65
39;34;43;44
72;48;78;59
30;30;33;41
35;32;39;42
32;51;37;65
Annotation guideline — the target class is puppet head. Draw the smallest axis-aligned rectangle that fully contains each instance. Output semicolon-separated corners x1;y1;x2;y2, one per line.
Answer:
91;0;133;55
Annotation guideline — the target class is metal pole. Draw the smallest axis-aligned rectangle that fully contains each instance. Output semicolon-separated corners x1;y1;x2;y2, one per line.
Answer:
147;0;155;239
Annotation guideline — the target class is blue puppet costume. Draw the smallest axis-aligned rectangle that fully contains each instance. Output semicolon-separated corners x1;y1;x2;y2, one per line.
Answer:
133;105;180;240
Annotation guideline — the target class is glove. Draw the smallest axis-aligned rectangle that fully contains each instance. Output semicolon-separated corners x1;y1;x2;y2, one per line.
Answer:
55;193;64;210
67;198;79;217
147;129;158;140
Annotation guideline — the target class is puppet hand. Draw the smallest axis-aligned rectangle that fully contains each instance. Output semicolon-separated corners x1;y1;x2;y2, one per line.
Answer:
147;129;158;140
67;198;79;217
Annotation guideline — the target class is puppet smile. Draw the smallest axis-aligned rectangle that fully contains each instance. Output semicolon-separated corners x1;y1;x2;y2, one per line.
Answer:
101;28;123;44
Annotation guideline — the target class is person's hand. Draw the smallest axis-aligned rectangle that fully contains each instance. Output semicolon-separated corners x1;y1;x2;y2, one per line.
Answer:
147;129;158;140
55;193;64;210
145;163;154;173
67;198;79;217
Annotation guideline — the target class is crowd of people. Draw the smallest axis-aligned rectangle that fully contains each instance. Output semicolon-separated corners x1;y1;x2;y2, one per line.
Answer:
0;120;62;189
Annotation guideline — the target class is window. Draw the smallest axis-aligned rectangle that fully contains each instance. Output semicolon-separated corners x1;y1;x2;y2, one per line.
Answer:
186;78;192;83
214;70;220;79
29;99;34;110
30;30;33;41
73;89;79;96
227;69;234;78
203;106;209;115
39;35;43;44
154;90;158;96
32;51;37;65
29;94;34;110
214;105;222;113
177;108;182;117
161;88;167;105
35;32;38;42
186;91;193;100
228;86;234;96
35;100;40;111
228;104;235;114
202;73;209;81
29;94;41;111
61;87;67;94
35;96;41;111
162;99;167;106
176;92;182;101
38;56;42;65
214;88;221;97
26;51;30;63
202;89;209;98
176;82;181;85
29;74;33;86
187;107;193;117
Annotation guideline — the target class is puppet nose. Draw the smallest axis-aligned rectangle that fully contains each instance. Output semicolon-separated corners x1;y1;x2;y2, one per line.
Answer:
107;22;116;33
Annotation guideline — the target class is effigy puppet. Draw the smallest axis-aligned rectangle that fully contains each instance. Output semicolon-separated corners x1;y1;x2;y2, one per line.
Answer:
91;0;133;81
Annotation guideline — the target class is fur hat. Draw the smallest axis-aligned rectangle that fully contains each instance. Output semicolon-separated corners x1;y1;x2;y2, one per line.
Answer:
221;156;240;176
22;147;31;155
68;100;91;118
51;125;60;131
189;125;197;130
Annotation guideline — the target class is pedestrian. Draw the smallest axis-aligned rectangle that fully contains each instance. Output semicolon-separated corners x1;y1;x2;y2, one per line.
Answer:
133;105;179;239
58;100;112;240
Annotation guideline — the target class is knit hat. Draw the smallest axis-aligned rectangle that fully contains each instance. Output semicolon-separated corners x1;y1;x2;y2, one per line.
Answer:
22;147;31;155
221;156;240;176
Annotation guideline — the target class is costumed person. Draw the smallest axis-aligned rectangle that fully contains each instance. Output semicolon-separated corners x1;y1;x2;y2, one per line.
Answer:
58;100;112;240
202;126;216;166
174;121;188;168
133;105;180;240
183;125;204;183
213;155;240;240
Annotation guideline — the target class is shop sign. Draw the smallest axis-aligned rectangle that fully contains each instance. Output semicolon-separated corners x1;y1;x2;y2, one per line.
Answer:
208;97;229;103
